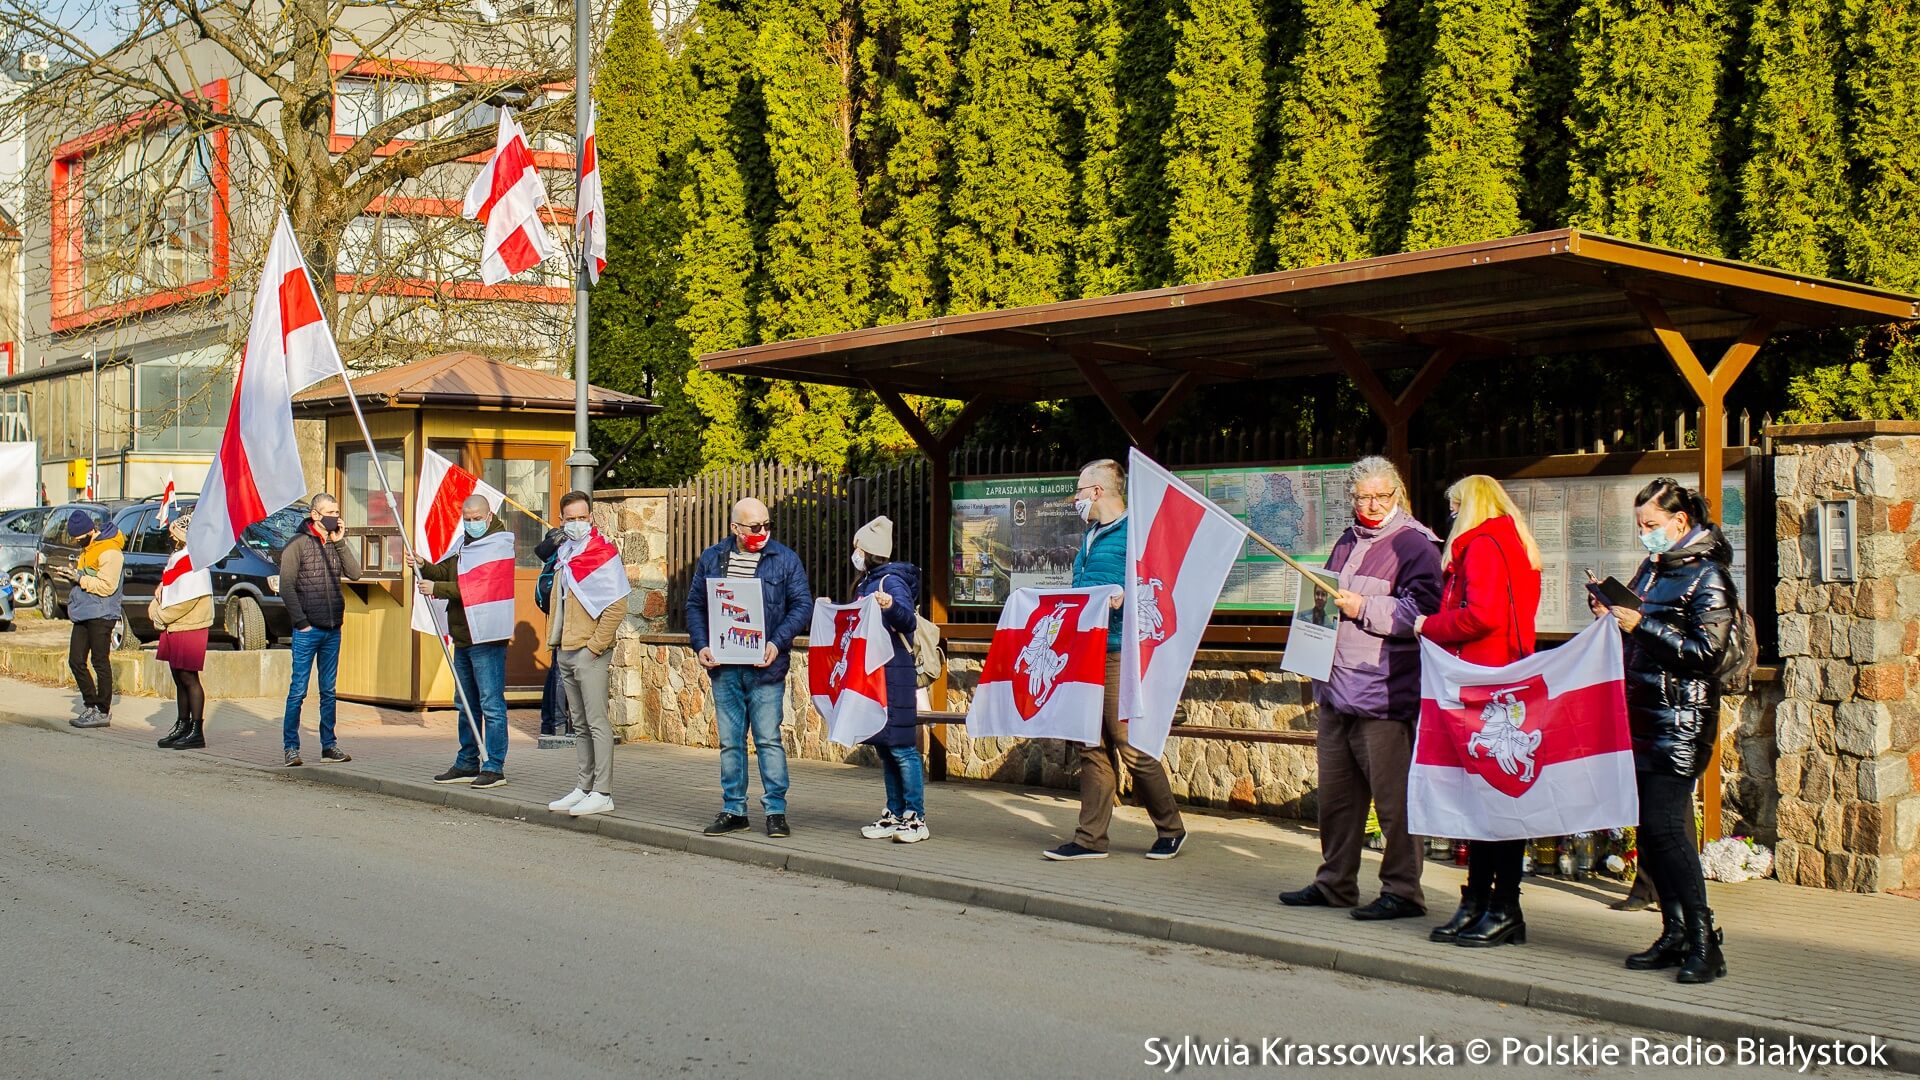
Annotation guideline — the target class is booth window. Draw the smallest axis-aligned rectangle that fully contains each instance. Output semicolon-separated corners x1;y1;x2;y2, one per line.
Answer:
337;441;405;575
484;457;552;568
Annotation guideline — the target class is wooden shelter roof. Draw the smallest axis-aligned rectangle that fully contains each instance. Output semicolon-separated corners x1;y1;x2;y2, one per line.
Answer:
697;229;1919;401
293;351;657;418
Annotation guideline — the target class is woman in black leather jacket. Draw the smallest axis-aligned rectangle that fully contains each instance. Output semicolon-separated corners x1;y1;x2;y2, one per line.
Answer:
1589;478;1736;985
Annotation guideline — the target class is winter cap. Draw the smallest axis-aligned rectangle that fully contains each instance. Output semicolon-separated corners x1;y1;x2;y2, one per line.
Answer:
67;510;96;536
853;515;893;558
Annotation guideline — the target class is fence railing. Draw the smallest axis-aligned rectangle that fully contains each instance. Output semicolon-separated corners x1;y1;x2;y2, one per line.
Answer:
663;405;1774;637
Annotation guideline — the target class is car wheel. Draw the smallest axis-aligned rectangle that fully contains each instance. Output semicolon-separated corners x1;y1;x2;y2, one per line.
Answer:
9;569;35;608
227;594;268;651
112;615;131;653
38;577;59;621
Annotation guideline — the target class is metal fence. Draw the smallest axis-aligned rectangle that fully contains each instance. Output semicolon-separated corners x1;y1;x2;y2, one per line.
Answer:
663;404;1774;636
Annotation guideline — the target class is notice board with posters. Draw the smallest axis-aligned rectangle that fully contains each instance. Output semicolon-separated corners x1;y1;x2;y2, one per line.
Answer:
1470;453;1753;636
948;462;1350;611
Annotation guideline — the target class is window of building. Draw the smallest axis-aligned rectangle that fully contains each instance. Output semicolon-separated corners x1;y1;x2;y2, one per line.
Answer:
80;132;218;309
136;347;231;451
483;457;551;568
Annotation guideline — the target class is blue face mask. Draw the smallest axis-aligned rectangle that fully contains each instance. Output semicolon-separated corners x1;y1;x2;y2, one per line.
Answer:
464;519;488;540
1638;526;1676;555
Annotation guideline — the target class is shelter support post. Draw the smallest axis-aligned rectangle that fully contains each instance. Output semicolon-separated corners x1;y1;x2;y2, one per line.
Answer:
1320;331;1460;477
1630;296;1775;843
873;389;991;781
1071;357;1200;448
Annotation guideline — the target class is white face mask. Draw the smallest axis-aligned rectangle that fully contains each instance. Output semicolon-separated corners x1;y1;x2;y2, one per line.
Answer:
563;520;592;542
1074;497;1094;523
851;551;866;573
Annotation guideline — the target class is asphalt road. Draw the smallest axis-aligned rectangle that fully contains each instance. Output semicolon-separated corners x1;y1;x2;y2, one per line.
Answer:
0;722;1892;1080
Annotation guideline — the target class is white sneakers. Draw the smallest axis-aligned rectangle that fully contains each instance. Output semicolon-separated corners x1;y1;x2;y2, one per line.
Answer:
861;810;901;839
570;792;615;817
893;812;929;844
549;788;589;812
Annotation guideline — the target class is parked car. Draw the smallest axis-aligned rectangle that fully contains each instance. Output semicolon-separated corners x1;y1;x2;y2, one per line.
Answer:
38;497;307;650
0;506;55;608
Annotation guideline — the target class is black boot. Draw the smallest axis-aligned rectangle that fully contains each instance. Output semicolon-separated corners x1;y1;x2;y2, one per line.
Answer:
1454;896;1526;947
156;715;191;749
1624;899;1687;970
168;714;206;750
1675;906;1726;984
1429;886;1488;943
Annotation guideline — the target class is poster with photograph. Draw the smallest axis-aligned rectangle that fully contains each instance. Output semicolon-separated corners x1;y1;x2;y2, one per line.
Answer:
1280;567;1341;681
707;578;768;664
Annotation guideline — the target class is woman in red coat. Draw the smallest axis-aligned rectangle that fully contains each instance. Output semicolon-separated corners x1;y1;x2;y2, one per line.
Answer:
1416;475;1542;948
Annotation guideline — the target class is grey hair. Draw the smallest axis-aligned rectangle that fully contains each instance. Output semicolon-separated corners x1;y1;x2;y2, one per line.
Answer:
1348;456;1411;511
309;492;339;511
1079;458;1125;496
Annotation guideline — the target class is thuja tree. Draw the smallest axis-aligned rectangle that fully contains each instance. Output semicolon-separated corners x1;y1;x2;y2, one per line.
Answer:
1402;0;1530;248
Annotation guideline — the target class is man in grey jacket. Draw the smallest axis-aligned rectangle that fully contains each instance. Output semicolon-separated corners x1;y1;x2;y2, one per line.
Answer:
278;494;362;767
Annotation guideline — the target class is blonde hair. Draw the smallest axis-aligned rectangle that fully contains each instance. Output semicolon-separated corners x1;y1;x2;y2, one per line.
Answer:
1348;455;1412;514
1443;475;1541;569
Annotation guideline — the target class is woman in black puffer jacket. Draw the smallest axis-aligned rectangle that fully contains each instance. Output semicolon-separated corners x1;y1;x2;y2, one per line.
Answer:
1589;478;1736;985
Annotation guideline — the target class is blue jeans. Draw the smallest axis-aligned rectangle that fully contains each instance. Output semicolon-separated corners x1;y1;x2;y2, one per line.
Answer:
452;642;510;774
283;626;342;751
880;744;924;817
711;665;788;815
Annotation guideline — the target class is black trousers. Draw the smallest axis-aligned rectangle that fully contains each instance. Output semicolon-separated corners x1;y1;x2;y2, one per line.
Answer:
1636;770;1708;910
1466;840;1526;903
69;617;114;712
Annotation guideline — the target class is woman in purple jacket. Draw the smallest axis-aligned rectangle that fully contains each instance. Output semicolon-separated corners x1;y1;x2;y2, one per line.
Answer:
1279;456;1443;921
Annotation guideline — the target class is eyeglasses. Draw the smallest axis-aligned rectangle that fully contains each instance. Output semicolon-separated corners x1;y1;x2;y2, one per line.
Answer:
1073;485;1099;496
733;521;770;534
1352;492;1397;506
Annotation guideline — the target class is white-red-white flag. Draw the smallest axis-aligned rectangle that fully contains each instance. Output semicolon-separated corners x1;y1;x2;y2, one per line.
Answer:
807;595;894;746
1409;618;1638;841
463;107;553;285
455;530;517;644
1120;448;1250;759
157;547;212;612
156;472;177;526
966;586;1121;745
556;525;626;619
576;98;606;286
410;449;506;636
184;213;342;578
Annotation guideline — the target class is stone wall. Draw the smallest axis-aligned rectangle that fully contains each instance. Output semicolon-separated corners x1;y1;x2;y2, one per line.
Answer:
1769;422;1920;892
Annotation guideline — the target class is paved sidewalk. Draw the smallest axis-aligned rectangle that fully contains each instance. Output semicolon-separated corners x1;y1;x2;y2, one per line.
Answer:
7;678;1917;1071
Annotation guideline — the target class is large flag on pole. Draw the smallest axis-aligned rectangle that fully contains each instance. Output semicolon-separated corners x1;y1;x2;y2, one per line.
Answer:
184;212;343;577
463;107;553;285
1409;618;1637;841
455;531;517;644
411;449;505;636
575;98;606;285
556;526;627;620
807;595;893;746
156;471;177;526
1120;448;1251;759
966;586;1121;745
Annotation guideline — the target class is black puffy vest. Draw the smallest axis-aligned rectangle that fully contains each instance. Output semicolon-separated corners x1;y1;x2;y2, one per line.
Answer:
1622;532;1737;779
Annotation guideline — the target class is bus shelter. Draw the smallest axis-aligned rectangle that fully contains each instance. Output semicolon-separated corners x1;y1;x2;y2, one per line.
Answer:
696;229;1919;836
292;352;656;709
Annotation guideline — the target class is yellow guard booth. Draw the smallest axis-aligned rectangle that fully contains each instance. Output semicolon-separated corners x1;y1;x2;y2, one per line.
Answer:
292;352;656;709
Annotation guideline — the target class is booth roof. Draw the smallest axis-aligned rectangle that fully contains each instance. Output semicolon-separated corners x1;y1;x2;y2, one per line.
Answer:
695;229;1920;401
292;352;658;417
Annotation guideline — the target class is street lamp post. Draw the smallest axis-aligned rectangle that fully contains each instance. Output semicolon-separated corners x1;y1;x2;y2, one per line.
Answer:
566;0;598;497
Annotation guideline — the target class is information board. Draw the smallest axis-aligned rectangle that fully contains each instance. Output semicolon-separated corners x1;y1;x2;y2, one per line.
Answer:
1498;471;1748;634
949;463;1350;610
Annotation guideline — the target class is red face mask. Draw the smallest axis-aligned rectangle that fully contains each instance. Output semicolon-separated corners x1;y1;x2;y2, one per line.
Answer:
1355;505;1392;529
739;531;769;553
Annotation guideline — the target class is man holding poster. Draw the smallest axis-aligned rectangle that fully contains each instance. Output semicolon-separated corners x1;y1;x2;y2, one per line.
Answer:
687;497;812;839
1042;459;1186;863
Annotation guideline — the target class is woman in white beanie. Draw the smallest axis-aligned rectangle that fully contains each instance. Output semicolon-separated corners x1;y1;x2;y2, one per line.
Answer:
849;515;930;843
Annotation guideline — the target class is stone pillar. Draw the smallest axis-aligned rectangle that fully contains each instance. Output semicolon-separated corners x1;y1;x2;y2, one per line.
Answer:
1770;422;1920;892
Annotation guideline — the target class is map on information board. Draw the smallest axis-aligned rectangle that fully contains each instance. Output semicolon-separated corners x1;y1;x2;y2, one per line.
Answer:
1496;471;1749;634
949;463;1349;610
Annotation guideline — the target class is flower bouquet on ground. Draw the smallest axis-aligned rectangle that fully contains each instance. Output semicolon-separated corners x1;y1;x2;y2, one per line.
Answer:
1701;836;1774;883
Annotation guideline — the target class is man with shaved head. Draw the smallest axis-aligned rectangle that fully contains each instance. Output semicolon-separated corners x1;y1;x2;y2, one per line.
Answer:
686;496;812;837
278;492;362;767
414;493;516;789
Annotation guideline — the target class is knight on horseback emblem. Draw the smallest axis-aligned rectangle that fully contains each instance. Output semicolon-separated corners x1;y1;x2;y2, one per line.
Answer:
1014;601;1075;710
1136;575;1168;643
1467;686;1542;784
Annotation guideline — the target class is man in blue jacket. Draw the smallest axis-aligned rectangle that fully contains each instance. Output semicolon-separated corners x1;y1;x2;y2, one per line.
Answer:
686;497;812;838
1044;459;1187;862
